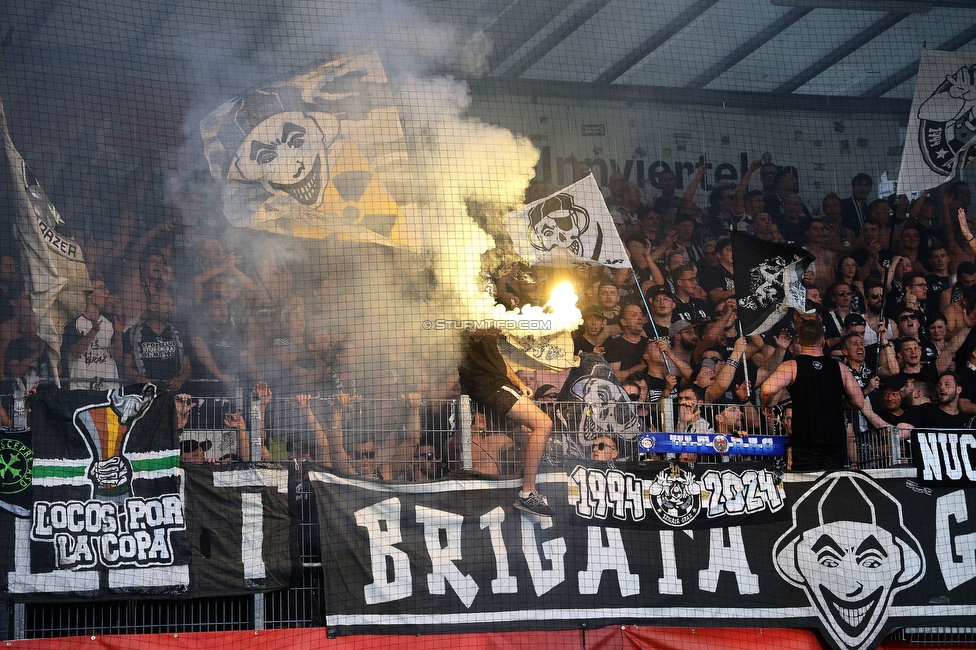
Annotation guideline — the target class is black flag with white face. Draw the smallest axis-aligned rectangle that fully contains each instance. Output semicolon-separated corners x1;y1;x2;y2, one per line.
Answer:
732;231;814;336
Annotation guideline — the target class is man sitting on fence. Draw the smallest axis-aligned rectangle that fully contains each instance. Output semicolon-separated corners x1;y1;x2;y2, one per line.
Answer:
458;329;554;517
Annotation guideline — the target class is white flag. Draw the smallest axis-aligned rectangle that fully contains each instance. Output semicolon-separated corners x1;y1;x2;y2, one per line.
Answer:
897;50;976;194
2;96;90;382
503;175;632;268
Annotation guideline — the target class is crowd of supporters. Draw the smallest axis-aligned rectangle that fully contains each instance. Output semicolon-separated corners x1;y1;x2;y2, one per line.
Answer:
1;157;975;478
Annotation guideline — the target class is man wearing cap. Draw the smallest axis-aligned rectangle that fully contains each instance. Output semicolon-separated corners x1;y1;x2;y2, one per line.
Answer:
181;439;213;464
632;338;692;401
671;323;699;369
573;310;608;356
643;286;675;338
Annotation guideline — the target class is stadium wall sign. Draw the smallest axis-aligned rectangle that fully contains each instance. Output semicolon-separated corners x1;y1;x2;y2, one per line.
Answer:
470;94;915;208
311;465;976;650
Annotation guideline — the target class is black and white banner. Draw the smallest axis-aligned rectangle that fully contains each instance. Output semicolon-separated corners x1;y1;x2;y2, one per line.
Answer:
732;231;813;336
181;464;299;598
912;428;976;486
503;175;631;269
897;50;976;195
312;467;976;650
567;461;786;530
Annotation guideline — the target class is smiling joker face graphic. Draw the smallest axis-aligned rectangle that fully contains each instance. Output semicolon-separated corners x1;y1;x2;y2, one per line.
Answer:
232;109;340;206
774;472;924;650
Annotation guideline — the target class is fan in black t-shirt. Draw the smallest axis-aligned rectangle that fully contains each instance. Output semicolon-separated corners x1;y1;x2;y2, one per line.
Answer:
899;371;976;431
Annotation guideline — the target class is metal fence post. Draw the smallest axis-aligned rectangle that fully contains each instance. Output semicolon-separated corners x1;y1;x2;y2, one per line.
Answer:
250;391;263;462
459;395;473;471
13;603;24;640
253;593;265;630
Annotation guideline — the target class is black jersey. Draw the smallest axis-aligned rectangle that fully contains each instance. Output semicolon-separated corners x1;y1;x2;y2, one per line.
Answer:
787;355;848;448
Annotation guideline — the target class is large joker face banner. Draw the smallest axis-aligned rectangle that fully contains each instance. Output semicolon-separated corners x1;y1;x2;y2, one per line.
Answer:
200;53;406;244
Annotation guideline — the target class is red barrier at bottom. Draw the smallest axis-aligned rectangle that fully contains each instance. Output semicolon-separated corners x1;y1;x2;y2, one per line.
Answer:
4;626;974;649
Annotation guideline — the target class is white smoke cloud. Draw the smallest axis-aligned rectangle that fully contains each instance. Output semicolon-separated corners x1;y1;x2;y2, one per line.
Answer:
166;0;566;396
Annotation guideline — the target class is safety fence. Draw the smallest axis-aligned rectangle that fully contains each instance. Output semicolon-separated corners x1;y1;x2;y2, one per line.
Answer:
0;390;924;640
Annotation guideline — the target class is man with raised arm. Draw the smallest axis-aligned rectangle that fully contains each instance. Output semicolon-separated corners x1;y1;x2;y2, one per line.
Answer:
760;321;864;471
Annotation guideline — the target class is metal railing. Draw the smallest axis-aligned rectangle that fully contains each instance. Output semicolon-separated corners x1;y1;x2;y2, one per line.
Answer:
0;390;935;641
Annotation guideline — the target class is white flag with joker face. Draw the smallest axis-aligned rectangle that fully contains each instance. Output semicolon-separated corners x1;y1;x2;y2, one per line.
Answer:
504;175;632;269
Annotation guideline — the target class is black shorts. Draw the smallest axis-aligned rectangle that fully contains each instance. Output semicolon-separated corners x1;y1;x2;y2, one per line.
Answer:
474;383;523;418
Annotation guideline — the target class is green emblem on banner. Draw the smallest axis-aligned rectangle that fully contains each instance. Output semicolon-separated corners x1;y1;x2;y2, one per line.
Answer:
0;437;33;494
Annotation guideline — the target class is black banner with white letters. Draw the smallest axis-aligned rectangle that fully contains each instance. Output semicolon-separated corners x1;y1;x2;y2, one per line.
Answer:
567;461;787;529
311;466;976;650
912;428;976;486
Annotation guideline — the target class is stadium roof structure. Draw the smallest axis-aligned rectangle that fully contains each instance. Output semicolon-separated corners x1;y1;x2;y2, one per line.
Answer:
3;0;976;119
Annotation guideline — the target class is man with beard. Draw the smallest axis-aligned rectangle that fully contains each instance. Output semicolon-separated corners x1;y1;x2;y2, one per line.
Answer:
760;321;864;470
668;320;699;369
862;281;893;349
899;371;976;429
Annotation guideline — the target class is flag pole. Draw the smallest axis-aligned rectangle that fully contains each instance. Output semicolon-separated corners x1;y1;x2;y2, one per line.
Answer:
633;268;672;374
874;204;899;378
737;319;751;398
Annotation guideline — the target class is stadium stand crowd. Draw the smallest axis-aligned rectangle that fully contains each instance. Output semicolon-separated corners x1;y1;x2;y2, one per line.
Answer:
2;157;975;486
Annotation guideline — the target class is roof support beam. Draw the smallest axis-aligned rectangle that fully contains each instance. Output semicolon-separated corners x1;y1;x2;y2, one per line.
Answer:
775;13;909;94
593;0;721;85
467;77;911;115
861;25;976;98
686;7;812;89
485;0;581;74
492;0;613;79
